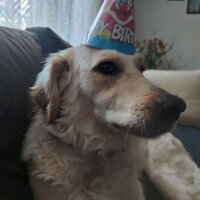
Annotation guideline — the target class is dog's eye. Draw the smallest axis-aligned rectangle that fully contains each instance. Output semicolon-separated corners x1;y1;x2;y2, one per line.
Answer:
97;62;116;75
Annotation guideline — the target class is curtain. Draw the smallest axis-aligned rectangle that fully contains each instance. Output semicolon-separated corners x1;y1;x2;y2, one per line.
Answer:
0;0;103;45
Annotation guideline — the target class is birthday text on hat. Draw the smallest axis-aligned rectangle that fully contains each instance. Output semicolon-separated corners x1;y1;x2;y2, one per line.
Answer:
95;20;135;46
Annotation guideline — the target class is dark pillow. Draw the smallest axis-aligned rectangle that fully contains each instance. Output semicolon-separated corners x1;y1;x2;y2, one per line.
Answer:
0;26;43;200
0;26;70;200
0;26;43;155
26;27;71;57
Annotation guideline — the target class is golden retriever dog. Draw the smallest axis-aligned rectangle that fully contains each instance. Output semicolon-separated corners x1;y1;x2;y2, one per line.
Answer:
22;45;186;200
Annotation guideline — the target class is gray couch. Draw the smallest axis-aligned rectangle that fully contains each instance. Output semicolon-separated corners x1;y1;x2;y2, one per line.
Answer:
0;26;71;200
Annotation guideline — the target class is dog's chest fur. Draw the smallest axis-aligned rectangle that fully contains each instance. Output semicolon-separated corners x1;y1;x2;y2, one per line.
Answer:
23;120;145;200
82;141;145;200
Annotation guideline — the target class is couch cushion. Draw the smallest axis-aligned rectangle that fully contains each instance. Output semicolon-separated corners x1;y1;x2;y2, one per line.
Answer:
0;26;43;200
144;70;200;128
0;26;71;200
0;26;43;156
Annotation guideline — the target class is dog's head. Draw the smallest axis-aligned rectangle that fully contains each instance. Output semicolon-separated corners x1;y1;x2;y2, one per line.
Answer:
32;45;186;141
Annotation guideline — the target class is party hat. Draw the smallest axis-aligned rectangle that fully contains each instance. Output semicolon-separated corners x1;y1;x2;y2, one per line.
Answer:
84;0;136;55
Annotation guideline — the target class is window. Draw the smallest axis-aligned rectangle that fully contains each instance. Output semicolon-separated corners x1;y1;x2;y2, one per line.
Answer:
0;0;103;45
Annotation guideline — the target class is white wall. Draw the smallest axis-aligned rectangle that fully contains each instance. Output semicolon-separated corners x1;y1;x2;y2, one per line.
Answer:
135;0;200;69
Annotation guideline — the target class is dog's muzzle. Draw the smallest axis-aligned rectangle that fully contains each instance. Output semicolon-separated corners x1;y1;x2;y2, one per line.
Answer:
112;93;186;138
141;93;186;138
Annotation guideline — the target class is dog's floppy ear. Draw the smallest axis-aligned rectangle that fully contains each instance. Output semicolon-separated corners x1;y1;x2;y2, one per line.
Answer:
31;85;48;110
133;54;146;73
31;52;71;124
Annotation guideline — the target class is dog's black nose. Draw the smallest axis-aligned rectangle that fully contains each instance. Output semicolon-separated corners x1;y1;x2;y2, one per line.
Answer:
157;94;186;122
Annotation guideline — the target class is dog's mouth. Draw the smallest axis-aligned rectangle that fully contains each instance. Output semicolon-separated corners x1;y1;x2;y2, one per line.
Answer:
111;120;175;138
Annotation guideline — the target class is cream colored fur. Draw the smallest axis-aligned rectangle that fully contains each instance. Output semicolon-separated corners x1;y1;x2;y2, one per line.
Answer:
145;133;200;200
22;45;200;200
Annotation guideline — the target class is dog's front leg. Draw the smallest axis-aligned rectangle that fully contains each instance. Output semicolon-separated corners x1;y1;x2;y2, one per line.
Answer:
144;133;200;200
31;178;71;200
31;177;115;200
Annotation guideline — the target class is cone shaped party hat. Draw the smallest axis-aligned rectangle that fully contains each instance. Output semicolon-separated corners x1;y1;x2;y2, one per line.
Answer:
84;0;136;55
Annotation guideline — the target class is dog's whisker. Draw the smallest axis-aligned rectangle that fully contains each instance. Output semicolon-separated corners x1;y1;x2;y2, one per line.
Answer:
124;120;135;150
142;118;147;139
